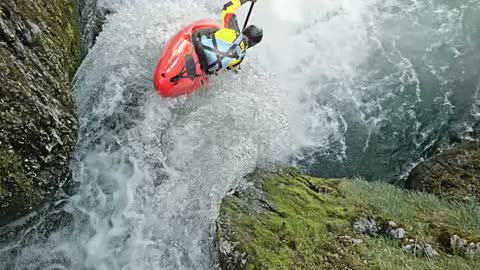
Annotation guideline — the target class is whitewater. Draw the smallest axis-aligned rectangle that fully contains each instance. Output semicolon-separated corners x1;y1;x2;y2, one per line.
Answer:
1;0;479;269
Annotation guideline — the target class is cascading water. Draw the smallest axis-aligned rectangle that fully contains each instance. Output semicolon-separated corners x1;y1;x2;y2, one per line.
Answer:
0;0;479;269
1;1;300;269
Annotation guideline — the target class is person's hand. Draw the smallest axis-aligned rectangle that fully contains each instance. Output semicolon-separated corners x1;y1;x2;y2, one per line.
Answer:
250;0;257;3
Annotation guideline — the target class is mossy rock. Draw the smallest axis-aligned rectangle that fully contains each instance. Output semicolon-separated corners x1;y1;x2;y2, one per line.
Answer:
216;169;480;269
73;0;109;50
0;0;82;225
406;141;480;202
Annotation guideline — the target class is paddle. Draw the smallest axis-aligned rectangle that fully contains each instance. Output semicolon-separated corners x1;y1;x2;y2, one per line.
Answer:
242;2;255;31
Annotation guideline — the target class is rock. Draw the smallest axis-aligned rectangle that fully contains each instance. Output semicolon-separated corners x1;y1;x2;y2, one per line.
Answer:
0;0;82;225
387;221;398;229
73;0;110;50
465;243;480;257
389;228;406;239
352;238;364;245
353;217;378;236
217;239;247;269
448;234;480;257
0;17;16;43
339;235;364;245
423;244;439;258
219;240;236;255
216;221;248;270
404;244;422;252
451;235;468;250
385;220;406;239
404;243;439;258
406;141;480;202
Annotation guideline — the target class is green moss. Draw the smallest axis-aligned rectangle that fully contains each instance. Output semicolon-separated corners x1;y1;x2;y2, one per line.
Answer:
218;170;480;269
66;3;83;80
9;64;23;80
16;0;82;78
220;171;367;269
0;0;82;224
0;149;41;219
0;176;4;199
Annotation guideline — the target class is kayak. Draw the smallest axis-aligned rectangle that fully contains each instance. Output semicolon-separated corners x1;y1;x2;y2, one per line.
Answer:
153;19;221;97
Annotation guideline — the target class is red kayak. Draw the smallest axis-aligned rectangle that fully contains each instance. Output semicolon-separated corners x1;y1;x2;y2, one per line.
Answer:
153;19;221;97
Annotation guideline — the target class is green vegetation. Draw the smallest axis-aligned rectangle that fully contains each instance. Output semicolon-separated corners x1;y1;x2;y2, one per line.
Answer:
217;169;480;270
66;2;83;79
0;149;42;219
344;179;480;235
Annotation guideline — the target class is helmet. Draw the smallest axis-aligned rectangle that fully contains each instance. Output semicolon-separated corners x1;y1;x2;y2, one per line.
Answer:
243;25;263;48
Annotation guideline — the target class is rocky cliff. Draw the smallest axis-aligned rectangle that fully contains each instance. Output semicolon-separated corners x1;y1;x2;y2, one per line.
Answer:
0;0;81;225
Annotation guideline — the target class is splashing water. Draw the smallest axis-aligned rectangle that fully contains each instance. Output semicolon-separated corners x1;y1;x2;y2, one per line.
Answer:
1;0;479;269
255;0;480;182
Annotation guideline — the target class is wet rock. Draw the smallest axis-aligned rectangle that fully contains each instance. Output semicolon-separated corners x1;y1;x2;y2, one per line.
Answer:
406;141;480;202
353;217;378;236
73;0;110;51
0;17;16;43
216;218;248;270
217;239;247;270
215;172;266;270
0;0;81;225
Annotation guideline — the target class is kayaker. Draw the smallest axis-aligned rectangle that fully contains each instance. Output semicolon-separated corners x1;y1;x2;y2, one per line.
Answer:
193;0;263;74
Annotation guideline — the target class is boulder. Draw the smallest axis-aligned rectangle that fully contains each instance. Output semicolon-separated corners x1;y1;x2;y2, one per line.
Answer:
406;141;480;202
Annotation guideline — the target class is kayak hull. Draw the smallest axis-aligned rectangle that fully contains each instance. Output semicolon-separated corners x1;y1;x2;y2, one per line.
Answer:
153;19;221;97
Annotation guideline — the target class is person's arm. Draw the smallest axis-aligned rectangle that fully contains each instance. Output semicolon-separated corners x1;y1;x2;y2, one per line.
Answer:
222;0;256;71
221;0;252;32
227;56;245;71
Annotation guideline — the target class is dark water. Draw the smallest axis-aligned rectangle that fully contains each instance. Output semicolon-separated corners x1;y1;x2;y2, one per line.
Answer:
297;0;480;183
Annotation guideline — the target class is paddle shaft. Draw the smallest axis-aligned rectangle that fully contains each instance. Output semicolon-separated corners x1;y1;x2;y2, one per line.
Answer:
242;2;255;30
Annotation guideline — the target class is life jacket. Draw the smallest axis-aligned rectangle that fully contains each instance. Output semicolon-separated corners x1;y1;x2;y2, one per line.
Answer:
194;29;246;73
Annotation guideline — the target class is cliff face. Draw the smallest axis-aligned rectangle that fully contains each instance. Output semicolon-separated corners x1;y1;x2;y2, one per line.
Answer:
0;0;81;225
216;169;480;269
73;0;108;50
